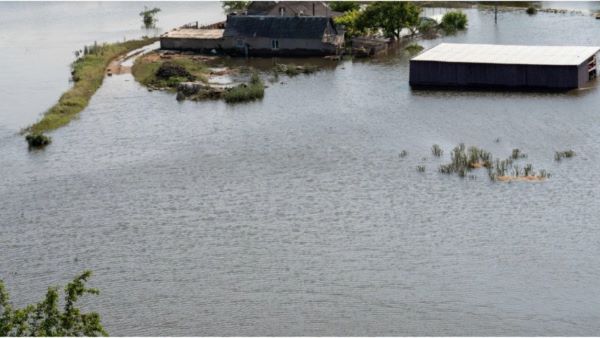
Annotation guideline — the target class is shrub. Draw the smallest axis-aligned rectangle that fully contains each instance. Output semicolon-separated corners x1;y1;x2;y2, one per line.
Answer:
441;11;468;32
25;133;51;148
406;43;424;53
399;150;408;158
555;150;575;161
155;62;195;81
224;73;265;103
417;165;426;172
526;6;537;15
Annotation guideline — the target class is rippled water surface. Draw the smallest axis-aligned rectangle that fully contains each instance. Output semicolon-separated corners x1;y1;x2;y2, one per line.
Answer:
2;2;600;336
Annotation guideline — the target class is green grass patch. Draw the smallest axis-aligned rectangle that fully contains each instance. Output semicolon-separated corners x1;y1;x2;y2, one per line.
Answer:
132;55;208;89
223;73;265;103
26;37;158;135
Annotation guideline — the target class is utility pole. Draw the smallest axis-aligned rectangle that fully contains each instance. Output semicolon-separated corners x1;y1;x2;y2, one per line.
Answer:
494;2;498;24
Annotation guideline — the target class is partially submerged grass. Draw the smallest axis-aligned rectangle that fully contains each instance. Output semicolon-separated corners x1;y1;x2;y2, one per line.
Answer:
399;150;408;158
431;144;443;157
555;150;575;161
26;37;158;135
223;73;265;103
438;143;548;182
25;133;51;149
132;56;208;89
405;43;424;54
274;63;319;77
416;165;426;172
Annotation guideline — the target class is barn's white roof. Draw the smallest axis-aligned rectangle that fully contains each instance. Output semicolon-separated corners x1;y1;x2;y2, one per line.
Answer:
412;43;600;66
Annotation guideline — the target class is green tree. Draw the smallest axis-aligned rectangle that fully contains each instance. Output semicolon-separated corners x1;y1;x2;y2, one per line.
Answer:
334;9;365;38
441;11;468;32
222;1;249;14
140;6;161;28
0;271;107;336
329;1;359;13
357;1;421;40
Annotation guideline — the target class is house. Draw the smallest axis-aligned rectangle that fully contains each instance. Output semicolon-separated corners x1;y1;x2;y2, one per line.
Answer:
223;15;344;56
245;1;341;17
160;15;345;56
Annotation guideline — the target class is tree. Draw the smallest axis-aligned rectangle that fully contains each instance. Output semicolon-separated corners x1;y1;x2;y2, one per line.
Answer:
0;271;107;336
440;11;468;33
221;1;249;14
357;2;421;40
334;9;365;39
329;1;359;13
140;6;161;28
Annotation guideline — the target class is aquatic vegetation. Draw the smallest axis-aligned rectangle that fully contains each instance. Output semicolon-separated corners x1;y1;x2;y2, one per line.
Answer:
274;64;319;77
26;37;158;135
555;150;575;161
140;6;161;28
431;144;443;157
438;143;548;182
416;165;426;172
25;133;52;149
511;148;527;159
223;73;265;103
405;43;424;54
399;150;408;158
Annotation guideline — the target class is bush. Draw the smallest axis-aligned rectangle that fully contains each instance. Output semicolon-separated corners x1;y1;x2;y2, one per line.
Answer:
441;11;468;32
25;133;51;148
155;62;195;81
526;6;537;15
406;43;424;53
224;73;265;103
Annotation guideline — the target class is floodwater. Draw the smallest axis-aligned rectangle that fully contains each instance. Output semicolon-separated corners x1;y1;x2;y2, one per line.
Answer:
2;2;600;336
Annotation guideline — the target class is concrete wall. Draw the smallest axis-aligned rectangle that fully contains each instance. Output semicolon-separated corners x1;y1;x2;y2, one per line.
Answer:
409;61;580;90
160;37;226;52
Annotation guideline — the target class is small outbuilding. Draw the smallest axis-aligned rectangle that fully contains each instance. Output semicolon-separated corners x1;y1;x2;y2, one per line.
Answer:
409;43;599;90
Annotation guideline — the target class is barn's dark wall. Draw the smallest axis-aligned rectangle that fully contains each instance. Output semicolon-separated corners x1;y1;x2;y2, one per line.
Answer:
409;61;580;90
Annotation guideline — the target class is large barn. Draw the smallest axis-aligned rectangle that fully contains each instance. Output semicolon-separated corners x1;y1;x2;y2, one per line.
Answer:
409;43;599;90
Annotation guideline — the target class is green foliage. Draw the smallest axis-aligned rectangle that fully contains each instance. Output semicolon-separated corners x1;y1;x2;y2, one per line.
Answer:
222;1;249;14
26;37;158;135
273;63;319;77
441;11;468;33
526;6;537;15
334;9;365;38
356;1;421;40
224;73;265;103
329;1;359;13
405;43;424;54
0;271;107;336
132;55;208;89
25;133;52;148
140;7;161;28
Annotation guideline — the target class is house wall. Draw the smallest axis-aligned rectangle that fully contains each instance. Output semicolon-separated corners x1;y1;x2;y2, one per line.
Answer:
160;37;226;52
227;36;338;56
409;61;580;90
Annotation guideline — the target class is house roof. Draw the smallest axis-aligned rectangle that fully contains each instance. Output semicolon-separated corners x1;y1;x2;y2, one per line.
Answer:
412;43;600;66
224;15;334;39
246;1;340;17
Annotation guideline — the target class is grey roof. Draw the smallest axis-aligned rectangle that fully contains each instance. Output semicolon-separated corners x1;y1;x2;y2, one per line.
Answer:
224;15;334;39
412;43;600;66
246;1;340;17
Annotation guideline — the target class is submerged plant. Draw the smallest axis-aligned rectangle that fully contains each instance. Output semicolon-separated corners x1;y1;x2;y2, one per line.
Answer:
416;165;426;172
555;150;575;161
25;133;51;149
431;144;443;157
511;148;527;160
399;150;408;158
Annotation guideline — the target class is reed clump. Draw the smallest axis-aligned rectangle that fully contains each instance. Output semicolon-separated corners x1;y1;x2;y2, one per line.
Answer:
555;150;575;161
399;150;408;158
25;133;52;149
416;165;426;172
223;73;265;103
431;144;443;157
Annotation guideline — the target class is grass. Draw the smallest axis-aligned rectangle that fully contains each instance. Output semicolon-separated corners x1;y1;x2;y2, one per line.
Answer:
399;150;408;158
223;73;265;103
274;63;319;77
405;43;424;54
555;150;575;161
416;165;426;172
132;56;208;89
431;144;443;157
26;37;158;135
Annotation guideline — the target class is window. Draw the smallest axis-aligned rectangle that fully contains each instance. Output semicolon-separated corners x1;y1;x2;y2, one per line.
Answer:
279;7;285;16
236;39;244;48
271;39;279;50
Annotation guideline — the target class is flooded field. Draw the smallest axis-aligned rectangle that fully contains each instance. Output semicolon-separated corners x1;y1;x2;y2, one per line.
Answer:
2;2;600;335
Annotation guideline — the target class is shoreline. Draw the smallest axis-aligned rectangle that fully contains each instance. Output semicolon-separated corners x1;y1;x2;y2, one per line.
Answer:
24;37;158;136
